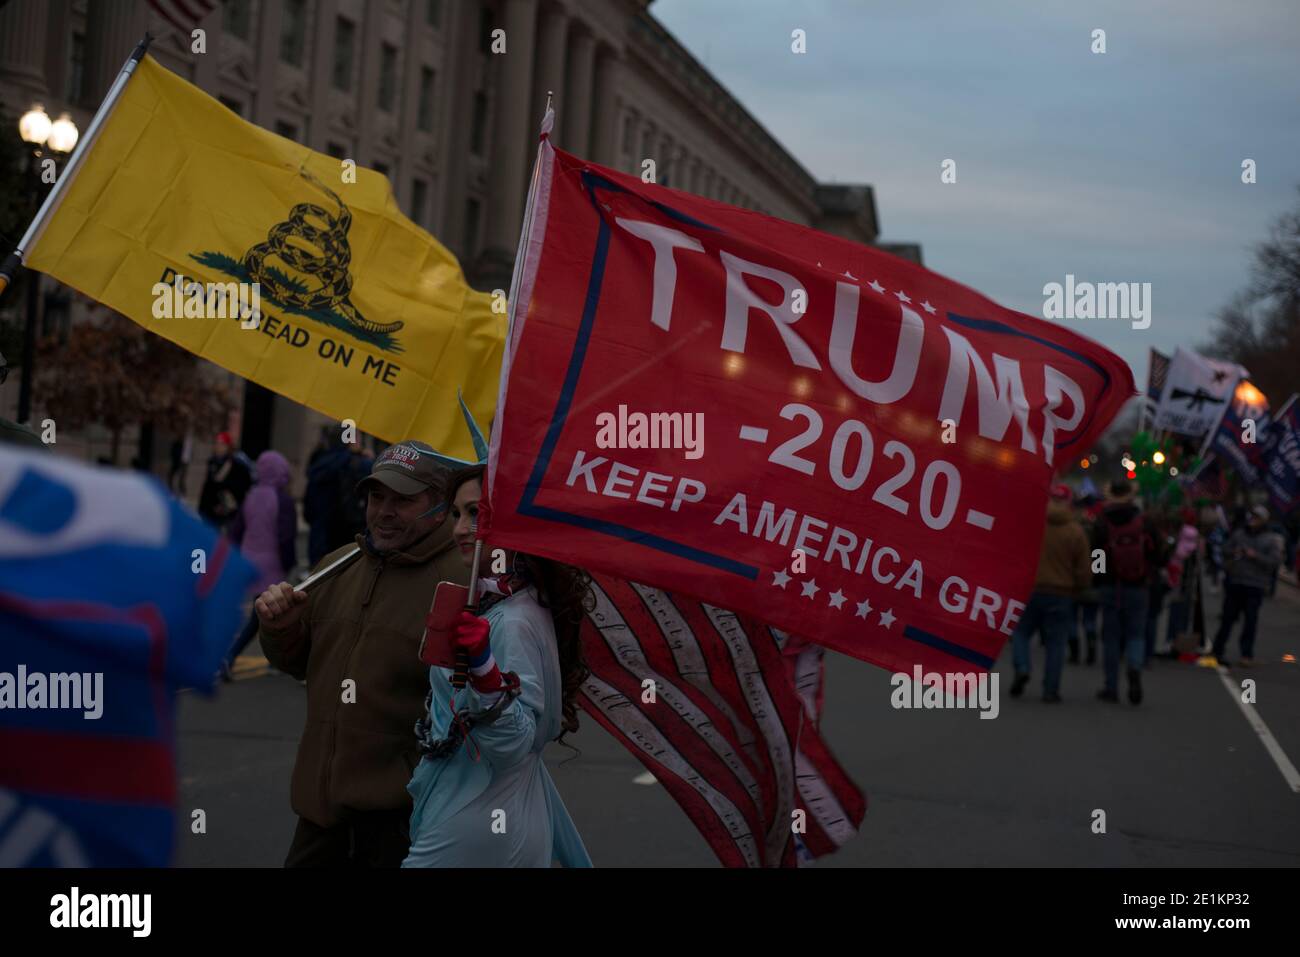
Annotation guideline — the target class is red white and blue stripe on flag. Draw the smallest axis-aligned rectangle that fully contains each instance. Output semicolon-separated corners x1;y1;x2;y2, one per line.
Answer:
580;575;865;867
0;446;258;866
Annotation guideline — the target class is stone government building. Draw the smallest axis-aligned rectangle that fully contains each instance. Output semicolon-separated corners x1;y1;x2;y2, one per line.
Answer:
0;0;920;493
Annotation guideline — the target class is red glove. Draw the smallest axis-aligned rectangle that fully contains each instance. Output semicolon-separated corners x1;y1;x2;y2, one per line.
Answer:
453;611;502;694
453;611;490;656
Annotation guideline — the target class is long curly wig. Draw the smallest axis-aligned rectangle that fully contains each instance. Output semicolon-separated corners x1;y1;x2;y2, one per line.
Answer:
446;465;593;736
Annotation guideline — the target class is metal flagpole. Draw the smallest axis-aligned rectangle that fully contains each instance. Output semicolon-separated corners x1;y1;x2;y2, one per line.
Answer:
0;34;155;296
504;92;553;328
1137;348;1152;434
293;546;362;593
484;94;552;492
449;95;553;690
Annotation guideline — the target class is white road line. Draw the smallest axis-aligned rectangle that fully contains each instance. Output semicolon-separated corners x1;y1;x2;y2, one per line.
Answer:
738;426;768;443
1216;668;1300;793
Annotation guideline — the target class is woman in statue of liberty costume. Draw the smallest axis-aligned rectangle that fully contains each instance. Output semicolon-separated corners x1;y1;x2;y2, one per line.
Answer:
402;464;593;867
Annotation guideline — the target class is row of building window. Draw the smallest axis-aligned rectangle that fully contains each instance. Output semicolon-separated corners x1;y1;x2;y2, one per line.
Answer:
214;3;440;122
223;0;444;51
621;113;762;212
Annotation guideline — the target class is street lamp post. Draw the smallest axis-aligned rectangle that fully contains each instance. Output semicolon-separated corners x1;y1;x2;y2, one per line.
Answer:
15;105;78;424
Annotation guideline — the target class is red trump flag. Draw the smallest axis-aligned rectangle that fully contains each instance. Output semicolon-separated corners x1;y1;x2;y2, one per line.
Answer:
485;141;1134;675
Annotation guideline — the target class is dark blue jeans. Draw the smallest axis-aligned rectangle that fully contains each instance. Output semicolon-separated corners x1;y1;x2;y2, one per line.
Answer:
1102;583;1148;692
1212;584;1265;660
1078;601;1099;645
1012;592;1073;695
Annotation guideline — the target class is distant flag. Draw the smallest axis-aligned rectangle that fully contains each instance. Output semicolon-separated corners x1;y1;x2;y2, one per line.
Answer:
1152;348;1248;437
146;0;218;35
1138;347;1172;432
1146;347;1171;400
1206;379;1270;485
1184;456;1227;503
579;576;865;867
1262;398;1300;516
0;447;258;865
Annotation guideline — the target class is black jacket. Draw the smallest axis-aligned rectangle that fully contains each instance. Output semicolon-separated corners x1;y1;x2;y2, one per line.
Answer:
1091;502;1162;587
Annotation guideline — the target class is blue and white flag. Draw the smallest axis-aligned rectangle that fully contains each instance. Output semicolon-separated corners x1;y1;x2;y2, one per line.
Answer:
0;446;258;866
1263;400;1300;517
1207;380;1270;485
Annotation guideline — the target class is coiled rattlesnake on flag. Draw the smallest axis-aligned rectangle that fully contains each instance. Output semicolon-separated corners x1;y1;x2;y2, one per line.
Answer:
242;167;404;335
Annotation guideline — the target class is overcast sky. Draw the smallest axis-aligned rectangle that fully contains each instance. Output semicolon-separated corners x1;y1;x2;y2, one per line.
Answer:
651;0;1300;386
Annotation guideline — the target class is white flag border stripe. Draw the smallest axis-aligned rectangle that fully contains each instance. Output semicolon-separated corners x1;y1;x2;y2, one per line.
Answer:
629;582;761;756
701;604;799;866
588;582;767;811
580;673;762;867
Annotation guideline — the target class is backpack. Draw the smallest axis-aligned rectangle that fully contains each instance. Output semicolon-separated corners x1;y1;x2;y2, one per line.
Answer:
1108;514;1149;583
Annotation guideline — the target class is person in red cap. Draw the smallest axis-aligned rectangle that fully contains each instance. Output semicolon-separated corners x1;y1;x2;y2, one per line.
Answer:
198;431;252;528
1009;484;1092;703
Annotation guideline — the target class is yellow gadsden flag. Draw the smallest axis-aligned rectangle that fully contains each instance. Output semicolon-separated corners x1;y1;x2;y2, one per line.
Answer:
25;55;503;463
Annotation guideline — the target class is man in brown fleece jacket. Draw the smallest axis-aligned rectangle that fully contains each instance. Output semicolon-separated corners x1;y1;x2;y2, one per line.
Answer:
253;440;468;867
1009;484;1091;703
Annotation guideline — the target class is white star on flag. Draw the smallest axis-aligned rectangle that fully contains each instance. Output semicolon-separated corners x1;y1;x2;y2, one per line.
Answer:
828;589;846;609
801;579;820;599
894;290;911;303
855;598;873;619
868;279;885;294
772;568;791;588
878;608;896;629
921;301;936;314
842;269;857;280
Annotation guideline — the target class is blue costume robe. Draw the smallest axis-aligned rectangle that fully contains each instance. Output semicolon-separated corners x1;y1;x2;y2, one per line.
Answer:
402;585;591;867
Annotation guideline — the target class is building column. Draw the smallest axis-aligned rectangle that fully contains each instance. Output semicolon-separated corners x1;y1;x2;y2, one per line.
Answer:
437;0;482;257
0;0;49;104
480;0;538;286
532;3;569;139
41;0;73;106
562;30;595;156
590;49;623;166
307;0;341;154
252;0;284;129
191;2;224;98
83;0;146;104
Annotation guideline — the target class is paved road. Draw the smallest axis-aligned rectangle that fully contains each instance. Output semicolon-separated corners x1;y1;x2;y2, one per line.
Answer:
175;581;1300;866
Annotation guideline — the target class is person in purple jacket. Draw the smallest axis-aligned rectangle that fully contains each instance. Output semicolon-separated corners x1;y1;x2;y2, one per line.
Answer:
223;449;297;677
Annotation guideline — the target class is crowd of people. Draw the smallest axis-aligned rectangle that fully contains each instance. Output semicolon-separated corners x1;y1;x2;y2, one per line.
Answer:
1010;477;1291;706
